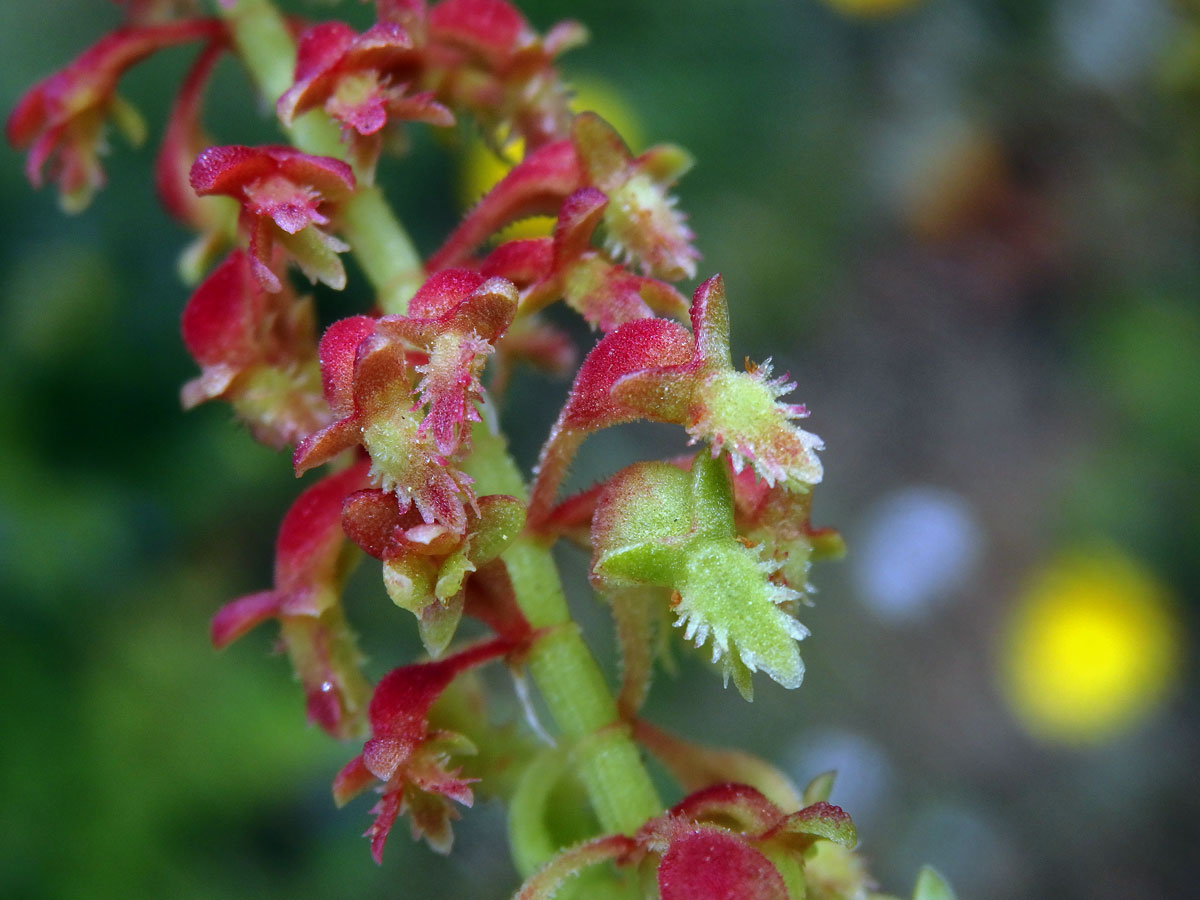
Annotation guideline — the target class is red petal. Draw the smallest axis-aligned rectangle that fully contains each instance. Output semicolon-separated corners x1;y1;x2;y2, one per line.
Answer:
189;144;354;201
332;754;375;807
367;790;404;864
406;268;486;319
368;640;510;735
342;488;412;559
274;460;371;593
657;829;788;900
480;238;554;287
180;250;261;366
429;0;529;66
210;590;281;648
668;783;782;835
292;417;364;475
562;317;692;429
317;315;378;414
428;139;580;271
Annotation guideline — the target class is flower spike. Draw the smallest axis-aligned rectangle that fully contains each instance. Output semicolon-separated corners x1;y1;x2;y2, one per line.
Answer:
189;144;356;291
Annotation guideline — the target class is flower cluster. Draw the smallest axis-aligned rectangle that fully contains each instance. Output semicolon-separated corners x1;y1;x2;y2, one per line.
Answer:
6;1;953;897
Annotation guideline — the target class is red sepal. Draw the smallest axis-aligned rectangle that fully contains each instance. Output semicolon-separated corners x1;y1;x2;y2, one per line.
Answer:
428;139;580;270
209;461;372;738
339;638;513;861
6;19;223;211
657;827;788;900
189;144;355;291
180;250;327;449
528;316;692;524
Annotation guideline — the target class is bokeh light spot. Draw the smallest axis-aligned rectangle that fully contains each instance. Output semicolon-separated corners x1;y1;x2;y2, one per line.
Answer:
1000;548;1181;745
852;486;983;624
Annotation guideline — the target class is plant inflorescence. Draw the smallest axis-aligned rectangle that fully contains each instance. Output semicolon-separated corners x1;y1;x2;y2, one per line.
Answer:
7;2;952;897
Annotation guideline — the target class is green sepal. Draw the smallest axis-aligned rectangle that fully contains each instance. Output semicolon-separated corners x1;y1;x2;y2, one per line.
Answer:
592;454;808;694
416;592;465;658
677;539;806;691
383;555;436;613
435;494;525;600
775;802;858;850
276;225;349;290
912;866;957;900
801;770;837;806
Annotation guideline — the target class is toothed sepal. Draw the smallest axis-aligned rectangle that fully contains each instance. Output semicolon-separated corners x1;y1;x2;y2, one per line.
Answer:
592;454;809;695
189;144;355;291
336;639;513;862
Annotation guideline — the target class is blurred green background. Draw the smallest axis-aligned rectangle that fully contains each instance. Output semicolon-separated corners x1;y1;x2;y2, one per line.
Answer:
2;0;1198;898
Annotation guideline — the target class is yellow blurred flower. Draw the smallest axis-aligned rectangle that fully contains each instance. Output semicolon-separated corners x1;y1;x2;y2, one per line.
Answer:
818;0;925;19
999;548;1182;745
457;79;644;240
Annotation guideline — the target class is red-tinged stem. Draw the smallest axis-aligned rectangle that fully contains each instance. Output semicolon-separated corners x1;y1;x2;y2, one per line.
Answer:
513;834;638;900
156;34;227;224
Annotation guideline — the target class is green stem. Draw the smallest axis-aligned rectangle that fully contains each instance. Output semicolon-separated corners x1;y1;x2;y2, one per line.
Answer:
466;429;662;835
217;0;661;840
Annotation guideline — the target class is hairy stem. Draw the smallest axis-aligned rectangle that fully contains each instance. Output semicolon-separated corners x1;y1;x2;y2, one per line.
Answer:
215;0;661;840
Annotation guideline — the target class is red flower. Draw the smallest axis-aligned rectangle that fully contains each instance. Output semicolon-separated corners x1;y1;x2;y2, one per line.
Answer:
278;21;453;177
424;0;586;149
342;488;525;655
6;19;222;211
180;250;329;449
481;186;689;333
430;113;696;284
211;462;373;739
189;144;356;291
333;639;513;861
293;272;518;536
529;275;824;524
514;783;857;900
